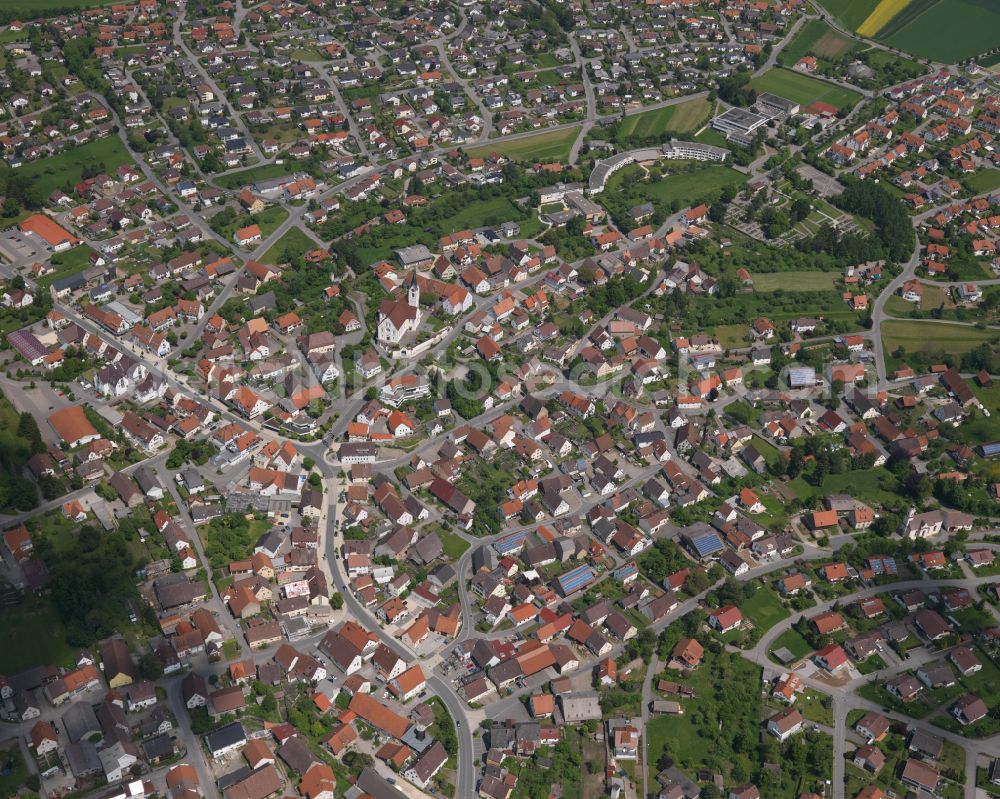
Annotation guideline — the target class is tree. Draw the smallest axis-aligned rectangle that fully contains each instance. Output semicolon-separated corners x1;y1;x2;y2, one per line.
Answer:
684;568;710;594
17;412;44;454
139;652;163;681
330;592;344;610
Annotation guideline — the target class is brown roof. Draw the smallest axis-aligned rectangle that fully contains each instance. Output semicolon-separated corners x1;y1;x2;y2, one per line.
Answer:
47;406;98;445
222;764;281;799
348;694;409;739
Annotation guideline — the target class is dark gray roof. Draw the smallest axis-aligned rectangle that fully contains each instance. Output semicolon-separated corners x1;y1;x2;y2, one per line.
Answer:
357;767;408;799
204;721;247;754
62;701;101;742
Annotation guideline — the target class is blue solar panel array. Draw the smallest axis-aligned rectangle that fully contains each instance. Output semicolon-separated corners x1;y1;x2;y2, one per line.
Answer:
867;556;897;576
689;531;724;558
557;564;595;595
494;528;530;555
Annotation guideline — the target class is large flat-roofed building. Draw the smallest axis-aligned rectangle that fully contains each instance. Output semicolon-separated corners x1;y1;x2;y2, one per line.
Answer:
558;691;602;723
756;92;801;118
661;139;729;162
711;107;770;146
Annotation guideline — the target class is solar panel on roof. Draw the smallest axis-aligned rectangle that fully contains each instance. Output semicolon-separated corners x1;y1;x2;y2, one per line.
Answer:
692;532;723;557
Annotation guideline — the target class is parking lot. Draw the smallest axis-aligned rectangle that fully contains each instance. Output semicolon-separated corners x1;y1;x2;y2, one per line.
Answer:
0;229;43;274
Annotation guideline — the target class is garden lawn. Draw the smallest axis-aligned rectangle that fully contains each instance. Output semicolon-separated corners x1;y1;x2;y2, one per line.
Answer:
750;68;862;112
214;205;288;242
794;689;834;725
693;128;730;148
644;651;759;780
752;436;784;467
439;529;471;560
0;742;30;799
787;467;903;508
964;169;1000;194
0;597;76;673
14;136;132;198
770;627;814;661
467;126;580;163
442;196;525;231
619;165;748;207
216;162;296;189
753;271;840;292
260;226;316;264
714;323;751;348
742;585;790;633
36;244;96;289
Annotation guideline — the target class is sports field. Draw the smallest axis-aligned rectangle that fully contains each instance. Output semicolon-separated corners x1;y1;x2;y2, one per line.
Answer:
750;68;861;111
881;0;1000;62
858;0;911;36
780;20;859;64
617;97;711;139
466;126;580;163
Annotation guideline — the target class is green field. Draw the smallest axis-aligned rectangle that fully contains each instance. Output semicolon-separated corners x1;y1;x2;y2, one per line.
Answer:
467;126;580;163
611;164;748;207
964;168;1000;194
36;244;96;289
753;271;841;292
212;205;288;242
750;68;862;111
881;0;1000;61
0;742;30;799
741;585;790;633
215;162;296;190
779;20;860;64
820;0;883;30
881;319;999;357
861;46;927;75
443;196;533;233
770;627;814;661
787;467;906;508
693;127;730;149
14;136;132;198
645;651;762;784
260;226;317;265
617;97;712;139
439;529;471;560
0;0;113;18
0;597;76;673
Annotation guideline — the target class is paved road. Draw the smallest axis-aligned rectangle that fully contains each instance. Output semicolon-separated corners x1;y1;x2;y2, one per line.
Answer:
316;459;478;796
640;653;660;799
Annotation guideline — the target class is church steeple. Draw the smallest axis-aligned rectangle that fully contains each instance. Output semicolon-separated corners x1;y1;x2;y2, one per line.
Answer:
407;270;420;308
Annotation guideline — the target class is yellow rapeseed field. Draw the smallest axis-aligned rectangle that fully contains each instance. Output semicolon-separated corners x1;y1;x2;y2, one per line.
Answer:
856;0;911;36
